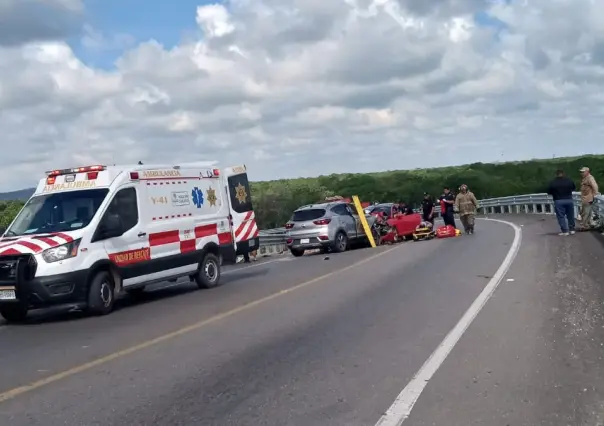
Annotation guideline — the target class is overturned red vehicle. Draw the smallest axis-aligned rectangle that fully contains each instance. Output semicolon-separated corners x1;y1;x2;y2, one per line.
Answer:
367;203;422;243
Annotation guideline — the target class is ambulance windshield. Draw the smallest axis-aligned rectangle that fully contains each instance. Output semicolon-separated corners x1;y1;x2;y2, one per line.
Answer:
5;189;109;237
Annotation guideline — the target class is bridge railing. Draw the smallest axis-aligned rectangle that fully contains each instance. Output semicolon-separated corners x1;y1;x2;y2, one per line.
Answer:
256;193;604;253
477;192;603;225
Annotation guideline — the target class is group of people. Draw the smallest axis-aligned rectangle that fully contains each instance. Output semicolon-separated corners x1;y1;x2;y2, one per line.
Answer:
421;185;478;235
413;166;600;237
547;166;600;235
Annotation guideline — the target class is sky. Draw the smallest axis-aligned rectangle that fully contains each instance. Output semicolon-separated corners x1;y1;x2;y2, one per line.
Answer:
0;0;603;191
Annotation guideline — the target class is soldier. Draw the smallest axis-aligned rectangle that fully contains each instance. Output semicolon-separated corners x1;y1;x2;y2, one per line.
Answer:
578;167;599;230
454;184;478;234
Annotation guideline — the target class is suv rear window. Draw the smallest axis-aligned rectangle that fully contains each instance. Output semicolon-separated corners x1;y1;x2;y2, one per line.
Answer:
292;209;326;222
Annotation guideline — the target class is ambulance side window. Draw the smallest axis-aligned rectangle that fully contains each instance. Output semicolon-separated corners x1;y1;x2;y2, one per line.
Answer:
104;188;139;232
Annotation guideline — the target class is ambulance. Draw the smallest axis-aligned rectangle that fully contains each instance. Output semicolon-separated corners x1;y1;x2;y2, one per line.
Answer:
0;162;259;322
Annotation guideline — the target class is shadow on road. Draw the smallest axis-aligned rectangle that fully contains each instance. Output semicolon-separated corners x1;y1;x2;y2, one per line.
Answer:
2;268;272;326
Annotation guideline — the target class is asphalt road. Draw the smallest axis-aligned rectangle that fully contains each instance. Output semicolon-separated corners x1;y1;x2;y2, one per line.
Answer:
0;216;603;425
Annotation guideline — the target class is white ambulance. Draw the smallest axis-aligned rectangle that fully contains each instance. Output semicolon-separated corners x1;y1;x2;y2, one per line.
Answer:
0;162;259;322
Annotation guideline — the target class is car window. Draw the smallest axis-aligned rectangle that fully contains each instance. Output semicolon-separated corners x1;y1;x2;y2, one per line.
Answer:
331;204;349;215
292;209;326;222
104;187;139;232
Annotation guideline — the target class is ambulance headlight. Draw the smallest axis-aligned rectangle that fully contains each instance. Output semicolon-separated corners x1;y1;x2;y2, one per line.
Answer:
41;239;81;263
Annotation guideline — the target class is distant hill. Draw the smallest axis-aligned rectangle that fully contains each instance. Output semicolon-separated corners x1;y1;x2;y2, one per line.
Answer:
0;188;35;201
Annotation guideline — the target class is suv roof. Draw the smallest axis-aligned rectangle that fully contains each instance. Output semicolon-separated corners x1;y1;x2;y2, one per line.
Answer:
295;201;346;211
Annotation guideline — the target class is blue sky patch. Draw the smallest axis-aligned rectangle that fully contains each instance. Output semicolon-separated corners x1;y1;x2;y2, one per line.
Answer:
70;0;218;69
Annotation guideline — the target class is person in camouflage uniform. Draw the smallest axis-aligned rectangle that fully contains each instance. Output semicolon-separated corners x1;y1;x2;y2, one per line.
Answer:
578;167;599;230
455;184;478;234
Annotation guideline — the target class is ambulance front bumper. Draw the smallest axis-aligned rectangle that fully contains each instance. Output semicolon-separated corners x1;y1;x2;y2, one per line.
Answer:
1;270;89;309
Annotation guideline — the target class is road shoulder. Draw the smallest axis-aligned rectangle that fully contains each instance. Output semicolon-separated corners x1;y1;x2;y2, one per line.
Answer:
405;215;604;426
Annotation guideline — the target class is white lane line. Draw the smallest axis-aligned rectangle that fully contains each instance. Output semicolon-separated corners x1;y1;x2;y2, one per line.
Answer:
375;217;522;426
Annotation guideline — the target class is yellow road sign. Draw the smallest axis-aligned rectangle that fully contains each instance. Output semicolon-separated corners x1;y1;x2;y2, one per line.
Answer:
352;195;377;248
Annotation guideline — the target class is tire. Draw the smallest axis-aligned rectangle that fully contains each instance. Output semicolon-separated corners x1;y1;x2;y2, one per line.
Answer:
332;231;348;253
87;270;116;316
0;303;28;323
195;252;221;289
290;248;305;257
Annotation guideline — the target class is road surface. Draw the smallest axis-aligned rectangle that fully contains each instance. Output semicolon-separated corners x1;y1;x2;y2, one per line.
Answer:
0;216;603;425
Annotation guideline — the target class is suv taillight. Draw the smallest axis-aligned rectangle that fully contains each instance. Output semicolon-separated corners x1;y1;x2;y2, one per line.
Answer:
285;223;294;229
313;218;331;225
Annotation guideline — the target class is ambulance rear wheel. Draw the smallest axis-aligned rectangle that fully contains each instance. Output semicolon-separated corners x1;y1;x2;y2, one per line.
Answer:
87;270;116;316
0;303;28;323
196;252;221;289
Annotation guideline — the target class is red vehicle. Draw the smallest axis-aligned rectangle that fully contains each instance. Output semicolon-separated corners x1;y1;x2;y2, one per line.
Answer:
368;203;422;242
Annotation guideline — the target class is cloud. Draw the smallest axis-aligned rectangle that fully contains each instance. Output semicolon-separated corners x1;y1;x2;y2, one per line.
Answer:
0;0;83;47
0;0;604;191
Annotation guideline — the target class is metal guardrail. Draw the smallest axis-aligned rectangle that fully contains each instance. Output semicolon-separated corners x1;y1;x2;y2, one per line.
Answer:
256;193;604;253
477;192;603;228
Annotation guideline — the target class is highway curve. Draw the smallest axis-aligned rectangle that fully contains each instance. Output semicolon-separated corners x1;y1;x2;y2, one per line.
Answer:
0;216;603;425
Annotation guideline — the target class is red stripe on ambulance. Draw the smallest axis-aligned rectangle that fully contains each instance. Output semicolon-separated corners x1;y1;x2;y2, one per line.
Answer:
195;224;216;239
149;230;180;246
179;239;196;254
16;240;44;253
218;232;232;245
52;232;74;243
35;237;60;247
234;211;253;237
0;247;21;255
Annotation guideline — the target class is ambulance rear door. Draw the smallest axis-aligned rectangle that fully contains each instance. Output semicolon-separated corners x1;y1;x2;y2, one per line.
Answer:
223;165;259;253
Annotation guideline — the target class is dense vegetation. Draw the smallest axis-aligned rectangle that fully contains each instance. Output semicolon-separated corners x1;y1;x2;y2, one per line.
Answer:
0;155;602;231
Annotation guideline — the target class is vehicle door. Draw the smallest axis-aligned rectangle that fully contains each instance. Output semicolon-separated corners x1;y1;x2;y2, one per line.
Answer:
95;186;153;287
344;203;362;238
331;204;356;237
223;165;259;253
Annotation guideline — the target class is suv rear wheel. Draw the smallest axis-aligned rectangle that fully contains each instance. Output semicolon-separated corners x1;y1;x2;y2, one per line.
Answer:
290;248;305;257
332;231;348;253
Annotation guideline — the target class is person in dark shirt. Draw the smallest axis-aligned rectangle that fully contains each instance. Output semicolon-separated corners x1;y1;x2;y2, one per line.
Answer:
440;187;457;228
398;201;414;215
421;193;435;225
547;169;577;235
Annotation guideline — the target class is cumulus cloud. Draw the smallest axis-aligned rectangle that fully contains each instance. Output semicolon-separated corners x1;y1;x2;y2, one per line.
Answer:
0;0;603;191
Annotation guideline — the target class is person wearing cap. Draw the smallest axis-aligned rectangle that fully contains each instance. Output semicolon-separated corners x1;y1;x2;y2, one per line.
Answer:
421;193;435;226
439;186;456;228
578;167;599;230
454;184;478;234
547;169;576;236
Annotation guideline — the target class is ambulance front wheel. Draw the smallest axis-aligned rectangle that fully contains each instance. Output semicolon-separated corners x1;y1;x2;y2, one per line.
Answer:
195;252;221;289
87;270;116;316
0;303;28;323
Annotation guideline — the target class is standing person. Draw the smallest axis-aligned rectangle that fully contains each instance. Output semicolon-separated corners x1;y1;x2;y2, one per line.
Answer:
454;184;478;234
440;186;456;228
547;169;576;236
578;167;599;230
421;193;435;226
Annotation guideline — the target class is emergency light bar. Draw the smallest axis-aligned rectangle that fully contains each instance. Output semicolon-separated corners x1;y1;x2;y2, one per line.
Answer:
46;165;106;176
45;165;106;185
